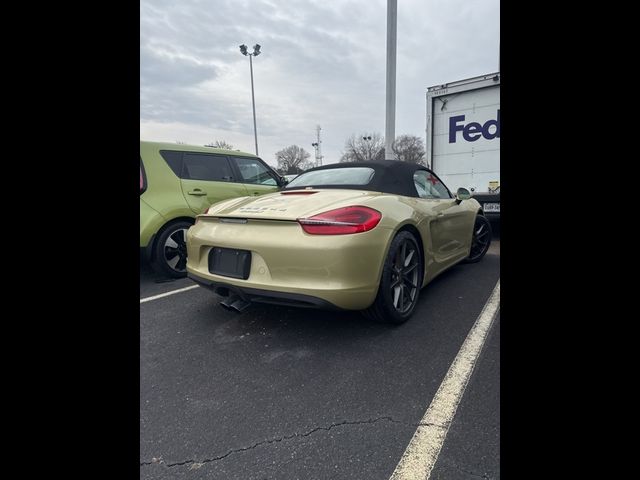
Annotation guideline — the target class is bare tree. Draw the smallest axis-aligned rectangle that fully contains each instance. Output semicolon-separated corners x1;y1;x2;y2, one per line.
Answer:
392;135;426;165
339;133;385;162
275;145;312;174
205;140;234;150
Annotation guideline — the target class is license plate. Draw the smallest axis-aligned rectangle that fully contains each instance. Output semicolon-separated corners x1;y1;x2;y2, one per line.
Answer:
483;202;500;213
208;247;252;279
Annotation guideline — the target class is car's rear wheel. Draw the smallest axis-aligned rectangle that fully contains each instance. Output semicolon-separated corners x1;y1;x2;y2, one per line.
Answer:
151;220;193;278
363;231;422;324
464;215;492;263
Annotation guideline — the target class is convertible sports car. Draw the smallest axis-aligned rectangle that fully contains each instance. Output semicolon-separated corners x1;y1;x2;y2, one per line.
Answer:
186;160;491;324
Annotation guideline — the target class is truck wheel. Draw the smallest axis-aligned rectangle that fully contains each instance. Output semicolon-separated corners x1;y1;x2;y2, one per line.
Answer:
151;220;193;278
464;215;492;263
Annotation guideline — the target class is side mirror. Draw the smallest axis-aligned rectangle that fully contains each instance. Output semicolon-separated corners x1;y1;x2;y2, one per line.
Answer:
279;176;289;187
455;187;471;204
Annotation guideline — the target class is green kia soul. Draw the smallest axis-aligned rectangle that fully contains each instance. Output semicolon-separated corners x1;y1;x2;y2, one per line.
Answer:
140;141;286;277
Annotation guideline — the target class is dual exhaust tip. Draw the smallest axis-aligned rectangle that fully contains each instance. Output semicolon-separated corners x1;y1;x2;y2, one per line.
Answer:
219;294;251;313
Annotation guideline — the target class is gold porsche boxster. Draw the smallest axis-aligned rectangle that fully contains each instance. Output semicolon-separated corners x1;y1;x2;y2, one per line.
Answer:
186;160;491;324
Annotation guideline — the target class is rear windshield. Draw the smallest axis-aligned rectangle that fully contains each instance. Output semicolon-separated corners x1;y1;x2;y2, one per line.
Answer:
285;167;375;189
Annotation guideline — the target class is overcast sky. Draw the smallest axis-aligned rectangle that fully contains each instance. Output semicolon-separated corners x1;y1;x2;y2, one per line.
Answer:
140;0;499;168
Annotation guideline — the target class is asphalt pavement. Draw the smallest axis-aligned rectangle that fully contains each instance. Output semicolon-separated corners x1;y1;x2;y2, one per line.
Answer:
140;227;500;479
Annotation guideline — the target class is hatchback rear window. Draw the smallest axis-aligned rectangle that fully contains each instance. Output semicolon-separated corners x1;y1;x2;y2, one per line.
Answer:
285;167;375;189
159;150;184;177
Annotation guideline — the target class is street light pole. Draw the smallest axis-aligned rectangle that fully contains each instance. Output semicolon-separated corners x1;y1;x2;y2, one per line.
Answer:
239;44;261;156
362;136;373;161
248;54;258;156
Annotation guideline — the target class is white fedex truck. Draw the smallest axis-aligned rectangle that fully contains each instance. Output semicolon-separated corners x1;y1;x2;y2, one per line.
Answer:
426;72;500;219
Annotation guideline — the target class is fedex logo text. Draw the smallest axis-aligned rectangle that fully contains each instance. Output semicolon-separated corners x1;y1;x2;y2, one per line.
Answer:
449;110;500;143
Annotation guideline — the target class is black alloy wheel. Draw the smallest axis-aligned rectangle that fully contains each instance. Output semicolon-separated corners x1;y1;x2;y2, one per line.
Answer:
465;215;492;263
390;237;420;314
363;231;423;324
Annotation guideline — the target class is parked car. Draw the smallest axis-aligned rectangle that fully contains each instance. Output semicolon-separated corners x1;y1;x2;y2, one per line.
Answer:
186;160;491;324
140;141;286;277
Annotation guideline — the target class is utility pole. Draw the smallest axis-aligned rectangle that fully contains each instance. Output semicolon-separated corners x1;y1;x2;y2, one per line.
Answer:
311;125;323;168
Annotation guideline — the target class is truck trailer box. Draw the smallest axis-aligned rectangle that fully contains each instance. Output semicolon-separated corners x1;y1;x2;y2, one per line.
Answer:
426;72;500;219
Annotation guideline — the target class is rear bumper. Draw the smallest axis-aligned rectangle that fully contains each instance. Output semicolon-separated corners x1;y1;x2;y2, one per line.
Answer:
186;218;392;310
188;272;341;310
140;199;165;248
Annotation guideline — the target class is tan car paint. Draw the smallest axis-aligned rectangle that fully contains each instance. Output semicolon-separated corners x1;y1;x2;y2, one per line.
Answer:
207;189;385;221
186;188;481;310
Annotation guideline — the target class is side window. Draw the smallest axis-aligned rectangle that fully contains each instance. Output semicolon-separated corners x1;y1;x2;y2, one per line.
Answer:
233;157;277;185
159;150;183;177
413;171;451;199
182;153;234;182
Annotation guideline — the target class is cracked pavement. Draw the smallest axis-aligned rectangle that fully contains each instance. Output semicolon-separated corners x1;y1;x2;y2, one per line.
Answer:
140;416;441;471
140;227;500;479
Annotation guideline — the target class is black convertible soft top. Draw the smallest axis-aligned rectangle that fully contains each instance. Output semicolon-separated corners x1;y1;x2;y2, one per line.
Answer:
283;160;444;198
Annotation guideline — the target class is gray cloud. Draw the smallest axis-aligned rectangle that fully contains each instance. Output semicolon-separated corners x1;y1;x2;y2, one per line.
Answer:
140;45;218;88
140;0;499;163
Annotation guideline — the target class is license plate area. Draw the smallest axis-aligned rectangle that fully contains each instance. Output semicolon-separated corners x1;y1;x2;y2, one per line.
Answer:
208;247;252;280
483;202;500;213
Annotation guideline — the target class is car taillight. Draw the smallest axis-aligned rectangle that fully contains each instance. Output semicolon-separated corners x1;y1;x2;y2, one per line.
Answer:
298;206;381;235
140;159;147;195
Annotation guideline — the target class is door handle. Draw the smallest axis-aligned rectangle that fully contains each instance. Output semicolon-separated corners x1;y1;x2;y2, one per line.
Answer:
437;212;444;217
188;190;207;196
251;192;260;196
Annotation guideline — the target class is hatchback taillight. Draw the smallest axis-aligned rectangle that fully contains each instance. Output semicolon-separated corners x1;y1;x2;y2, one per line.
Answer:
298;206;382;235
140;157;147;195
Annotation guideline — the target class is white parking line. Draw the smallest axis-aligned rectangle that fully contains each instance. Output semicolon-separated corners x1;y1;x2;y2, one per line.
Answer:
389;279;500;480
140;284;200;304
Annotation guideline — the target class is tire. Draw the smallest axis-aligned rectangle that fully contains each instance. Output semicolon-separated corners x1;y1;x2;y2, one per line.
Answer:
363;231;423;325
151;220;193;278
463;215;492;263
